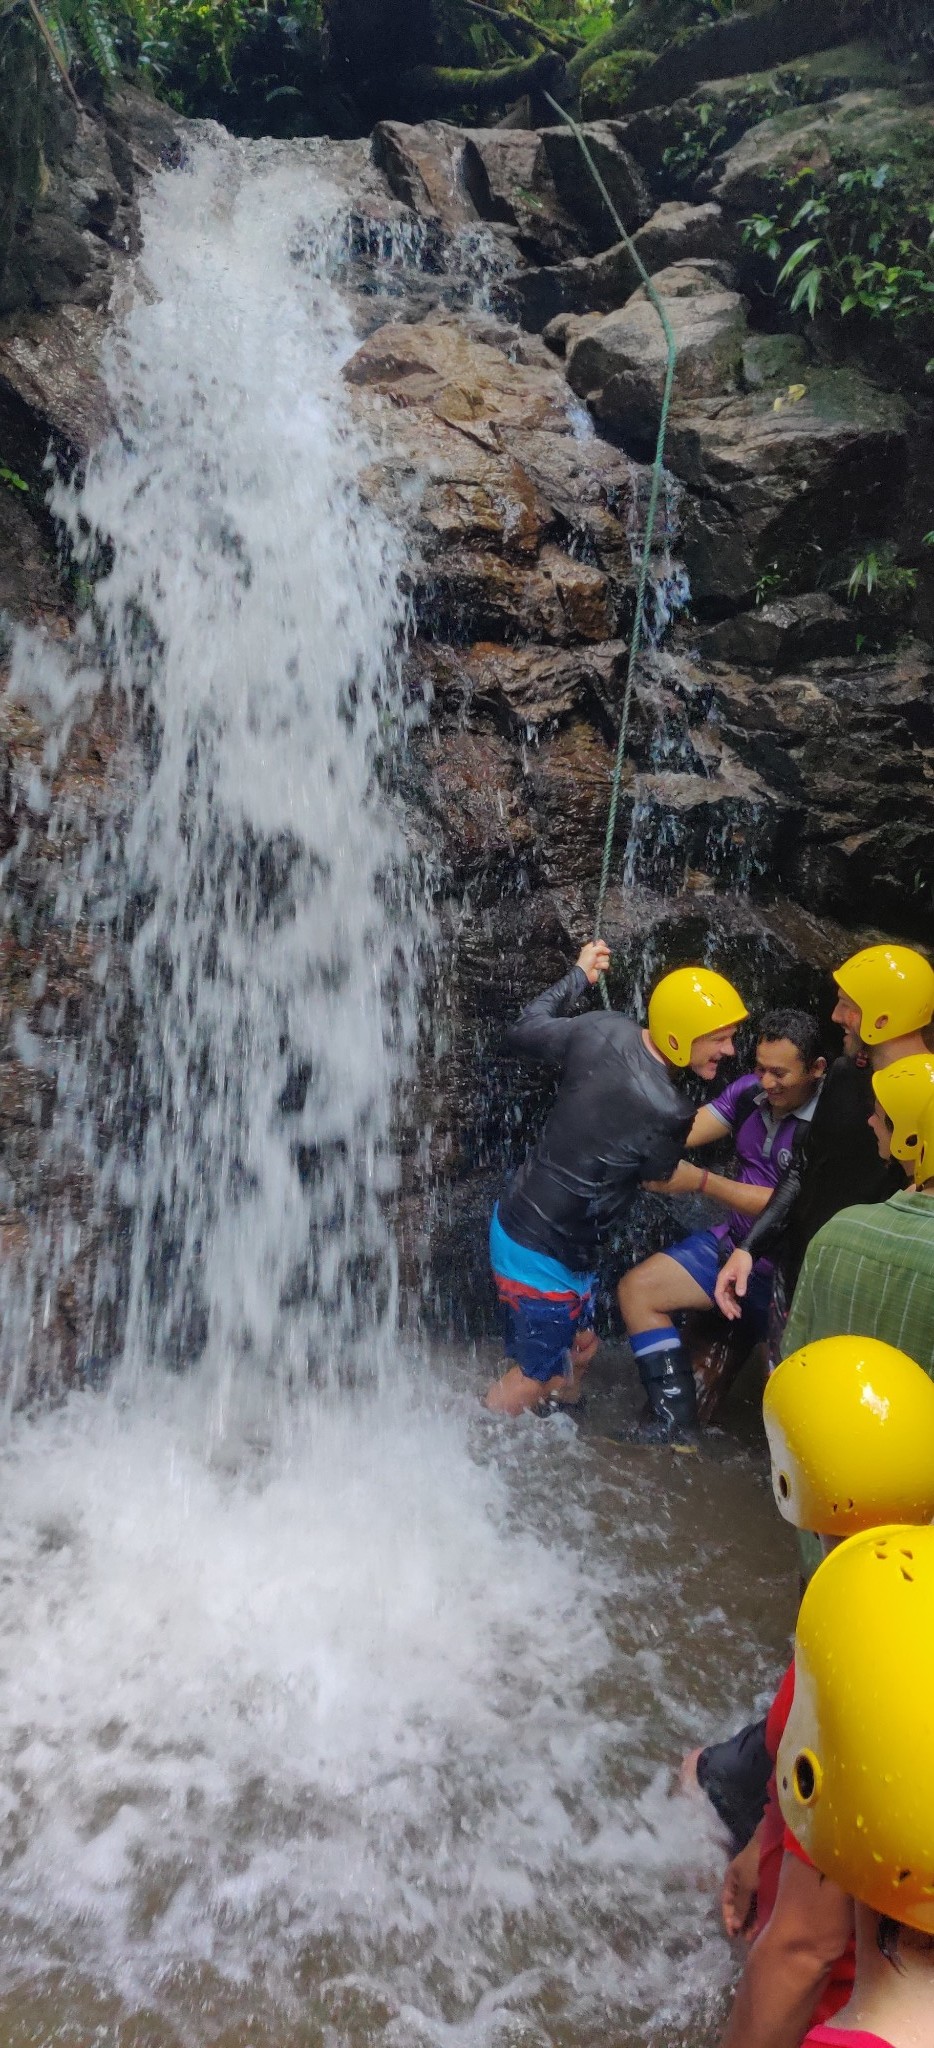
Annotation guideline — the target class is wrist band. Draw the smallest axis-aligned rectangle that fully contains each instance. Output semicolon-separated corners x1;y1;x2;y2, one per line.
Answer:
698;1169;709;1194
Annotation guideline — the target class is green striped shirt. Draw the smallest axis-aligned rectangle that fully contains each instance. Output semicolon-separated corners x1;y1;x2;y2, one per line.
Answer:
781;1189;934;1376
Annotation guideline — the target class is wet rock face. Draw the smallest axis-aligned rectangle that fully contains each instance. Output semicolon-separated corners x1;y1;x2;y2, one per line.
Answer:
0;81;184;1390
566;259;747;441
667;370;910;606
4;78;934;1348
344;316;649;643
335;100;934;1323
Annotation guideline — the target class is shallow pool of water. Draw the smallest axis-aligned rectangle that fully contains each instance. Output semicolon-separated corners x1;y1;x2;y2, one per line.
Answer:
0;1345;795;2048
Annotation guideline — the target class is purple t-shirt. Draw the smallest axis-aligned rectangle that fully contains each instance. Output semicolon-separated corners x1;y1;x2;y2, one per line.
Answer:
707;1073;816;1248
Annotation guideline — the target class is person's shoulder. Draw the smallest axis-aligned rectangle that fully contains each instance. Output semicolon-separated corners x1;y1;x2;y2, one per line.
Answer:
821;1055;871;1100
809;1196;909;1249
713;1071;760;1119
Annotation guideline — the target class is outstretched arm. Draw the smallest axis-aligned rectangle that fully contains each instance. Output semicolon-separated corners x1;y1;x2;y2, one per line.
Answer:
685;1105;734;1148
505;942;610;1067
643;1159;774;1218
717;1850;853;2048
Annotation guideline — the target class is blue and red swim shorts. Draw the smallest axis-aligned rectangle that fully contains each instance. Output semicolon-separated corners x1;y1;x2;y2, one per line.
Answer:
489;1205;598;1384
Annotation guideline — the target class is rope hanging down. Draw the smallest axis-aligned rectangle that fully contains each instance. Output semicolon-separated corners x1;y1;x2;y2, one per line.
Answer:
543;95;678;1007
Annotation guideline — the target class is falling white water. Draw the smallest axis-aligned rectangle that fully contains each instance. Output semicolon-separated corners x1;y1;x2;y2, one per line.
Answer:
0;131;795;2046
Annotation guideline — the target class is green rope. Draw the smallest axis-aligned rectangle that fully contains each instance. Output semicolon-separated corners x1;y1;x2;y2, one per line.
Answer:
544;94;677;1007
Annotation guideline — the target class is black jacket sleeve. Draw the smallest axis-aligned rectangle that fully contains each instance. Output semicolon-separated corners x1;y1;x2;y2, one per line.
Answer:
738;1154;804;1262
504;965;590;1067
697;1718;771;1850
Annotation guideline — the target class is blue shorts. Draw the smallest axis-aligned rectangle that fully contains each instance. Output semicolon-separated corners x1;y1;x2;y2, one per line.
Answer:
490;1207;598;1384
665;1228;773;1339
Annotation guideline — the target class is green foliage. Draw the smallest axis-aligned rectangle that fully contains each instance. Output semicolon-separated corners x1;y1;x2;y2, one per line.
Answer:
845;545;917;609
660;73;825;194
579;44;652;116
753;559;783;607
743;157;934;345
0;462;30;493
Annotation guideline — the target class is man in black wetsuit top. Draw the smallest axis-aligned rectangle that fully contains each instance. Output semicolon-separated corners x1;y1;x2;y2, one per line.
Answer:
485;940;748;1432
715;942;934;1348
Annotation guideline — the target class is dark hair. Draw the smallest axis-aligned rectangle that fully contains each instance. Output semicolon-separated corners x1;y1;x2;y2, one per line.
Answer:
877;1915;934;1968
756;1008;823;1069
877;1916;905;1969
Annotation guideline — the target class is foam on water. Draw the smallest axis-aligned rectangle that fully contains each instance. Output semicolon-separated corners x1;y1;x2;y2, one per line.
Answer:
0;130;753;2044
0;1377;737;2042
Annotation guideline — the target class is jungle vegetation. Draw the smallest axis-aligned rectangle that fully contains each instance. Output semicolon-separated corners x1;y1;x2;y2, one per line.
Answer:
3;0;932;136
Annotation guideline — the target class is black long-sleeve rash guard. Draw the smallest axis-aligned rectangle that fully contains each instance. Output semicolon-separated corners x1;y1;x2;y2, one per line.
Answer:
497;965;694;1272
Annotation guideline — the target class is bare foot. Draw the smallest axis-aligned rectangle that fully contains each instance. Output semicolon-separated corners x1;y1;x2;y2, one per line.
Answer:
484;1365;565;1417
678;1746;703;1798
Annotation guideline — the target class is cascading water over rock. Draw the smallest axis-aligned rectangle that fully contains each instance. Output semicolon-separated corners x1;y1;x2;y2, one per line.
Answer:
0;127;794;2048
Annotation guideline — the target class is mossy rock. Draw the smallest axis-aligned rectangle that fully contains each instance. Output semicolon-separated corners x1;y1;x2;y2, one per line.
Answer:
580;49;655;120
712;89;934;216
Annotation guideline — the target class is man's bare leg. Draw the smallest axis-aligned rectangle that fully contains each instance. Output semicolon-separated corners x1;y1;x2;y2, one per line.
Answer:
484;1364;569;1416
483;1329;598;1417
617;1250;713;1333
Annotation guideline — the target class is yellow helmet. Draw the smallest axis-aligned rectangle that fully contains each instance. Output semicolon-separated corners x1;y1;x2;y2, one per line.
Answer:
872;1054;934;1162
763;1335;934;1536
778;1524;934;1931
647;967;747;1067
916;1092;934;1190
834;943;934;1045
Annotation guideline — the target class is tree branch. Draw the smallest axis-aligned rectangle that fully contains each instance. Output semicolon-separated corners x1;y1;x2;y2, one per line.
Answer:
25;0;84;109
369;46;567;119
459;0;579;59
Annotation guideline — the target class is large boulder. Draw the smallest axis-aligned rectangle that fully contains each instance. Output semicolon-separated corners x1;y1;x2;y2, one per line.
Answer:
0;80;179;321
512;203;736;332
633;201;737;272
461;129;581;265
710;91;934;216
370;118;651;265
538;122;652;251
665;367;909;605
512;240;640;332
566;260;747;442
371;120;479;236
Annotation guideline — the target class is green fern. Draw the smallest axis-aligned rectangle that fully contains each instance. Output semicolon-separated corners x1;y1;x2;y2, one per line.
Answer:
31;0;122;82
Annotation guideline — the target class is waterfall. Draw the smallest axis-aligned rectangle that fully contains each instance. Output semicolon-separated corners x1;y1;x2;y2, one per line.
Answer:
0;129;784;2047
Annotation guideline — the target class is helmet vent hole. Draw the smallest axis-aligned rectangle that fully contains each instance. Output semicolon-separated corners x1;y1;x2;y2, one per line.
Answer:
794;1752;820;1805
897;1870;913;1885
778;1473;790;1500
901;1568;914;1582
907;1132;918;1149
901;1548;914;1560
